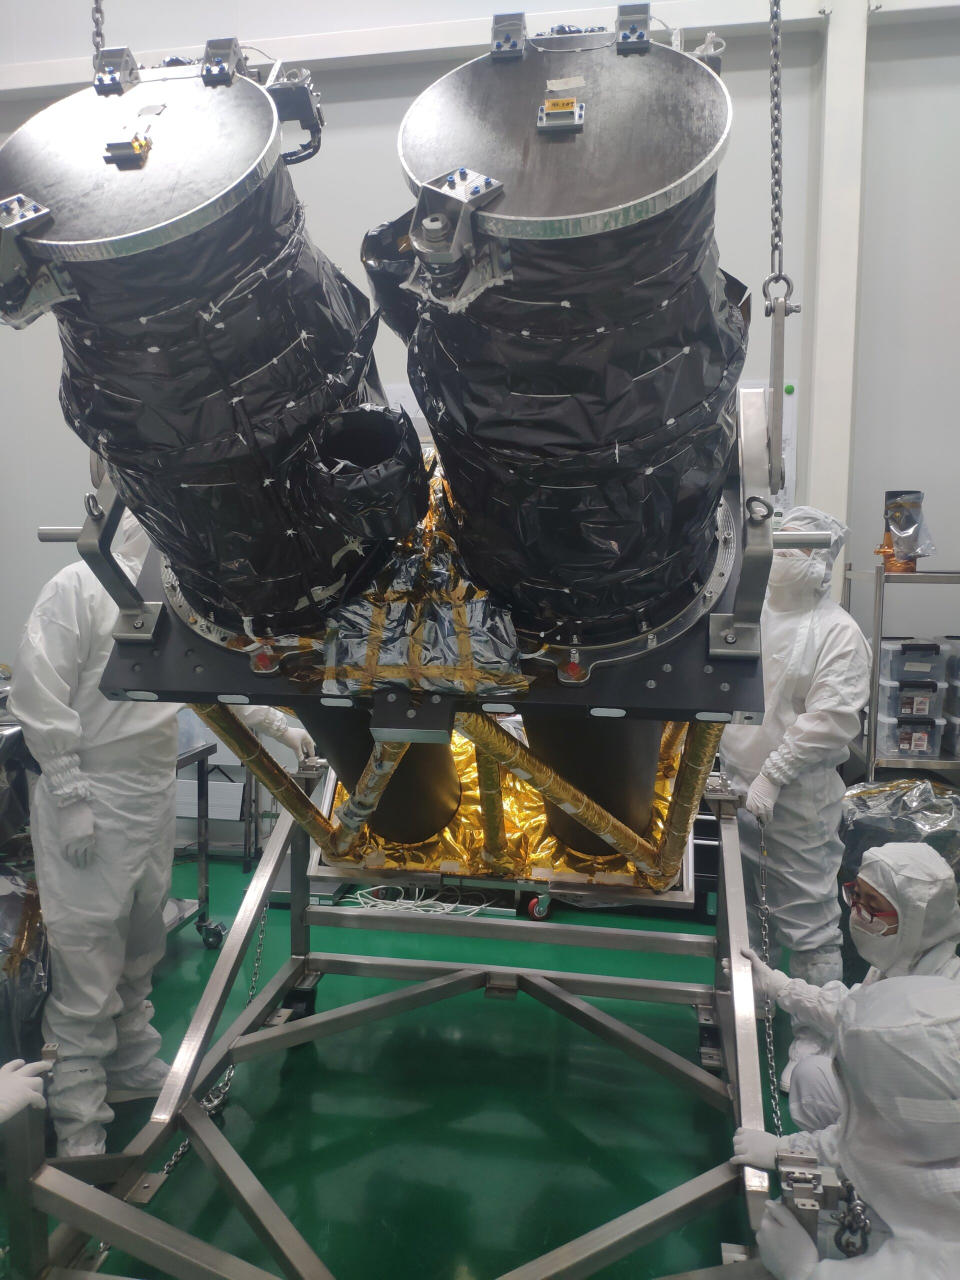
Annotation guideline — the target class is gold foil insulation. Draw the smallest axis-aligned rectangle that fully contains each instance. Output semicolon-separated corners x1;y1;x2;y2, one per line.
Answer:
191;702;335;851
325;719;703;893
193;706;717;896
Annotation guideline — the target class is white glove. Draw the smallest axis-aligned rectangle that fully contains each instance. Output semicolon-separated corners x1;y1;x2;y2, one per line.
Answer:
58;798;96;868
756;1199;820;1280
279;725;317;762
746;773;781;824
0;1059;49;1124
742;948;790;1000
731;1126;783;1170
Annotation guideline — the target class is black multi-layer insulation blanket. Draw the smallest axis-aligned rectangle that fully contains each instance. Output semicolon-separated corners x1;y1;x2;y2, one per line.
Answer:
58;164;427;636
364;177;747;643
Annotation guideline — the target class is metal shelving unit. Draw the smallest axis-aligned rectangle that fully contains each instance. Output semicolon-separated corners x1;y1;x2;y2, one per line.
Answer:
856;565;960;782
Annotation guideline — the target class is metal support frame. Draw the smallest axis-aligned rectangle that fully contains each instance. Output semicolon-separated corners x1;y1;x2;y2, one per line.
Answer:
6;776;766;1280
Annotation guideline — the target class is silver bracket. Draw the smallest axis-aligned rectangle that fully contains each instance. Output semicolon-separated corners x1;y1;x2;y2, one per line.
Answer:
616;3;651;53
778;1152;843;1243
77;477;163;644
201;37;246;87
537;97;585;132
708;386;774;660
485;972;520;1000
93;47;140;96
491;12;526;58
0;195;78;328
263;62;324;164
766;296;787;493
403;168;511;311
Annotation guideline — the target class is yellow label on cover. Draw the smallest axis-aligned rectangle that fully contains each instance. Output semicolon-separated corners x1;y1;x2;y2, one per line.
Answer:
544;97;577;112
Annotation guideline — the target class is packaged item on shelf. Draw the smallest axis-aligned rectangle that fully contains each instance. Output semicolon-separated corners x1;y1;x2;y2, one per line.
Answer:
937;637;960;682
876;712;946;760
878;639;948;684
877;678;948;720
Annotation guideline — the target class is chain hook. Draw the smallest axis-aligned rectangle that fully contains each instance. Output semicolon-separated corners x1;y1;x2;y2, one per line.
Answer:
765;1;800;323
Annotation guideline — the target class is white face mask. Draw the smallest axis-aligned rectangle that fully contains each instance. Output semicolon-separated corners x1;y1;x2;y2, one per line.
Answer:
767;549;825;593
850;913;902;970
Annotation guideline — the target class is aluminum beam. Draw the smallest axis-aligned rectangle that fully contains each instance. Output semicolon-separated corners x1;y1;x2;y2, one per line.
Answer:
305;906;716;957
519;975;731;1111
3;1105;48;1278
181;1100;334;1280
495;1161;741;1280
32;1166;282;1280
154;808;298;1124
307;951;713;1006
232;969;486;1062
715;810;769;1228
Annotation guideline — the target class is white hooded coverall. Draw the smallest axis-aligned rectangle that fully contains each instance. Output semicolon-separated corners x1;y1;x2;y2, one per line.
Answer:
761;976;960;1280
720;507;871;1033
782;842;960;1129
9;515;304;1153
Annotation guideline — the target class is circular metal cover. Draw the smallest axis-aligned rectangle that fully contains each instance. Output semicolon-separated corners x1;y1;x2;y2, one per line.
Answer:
399;35;731;239
0;68;280;261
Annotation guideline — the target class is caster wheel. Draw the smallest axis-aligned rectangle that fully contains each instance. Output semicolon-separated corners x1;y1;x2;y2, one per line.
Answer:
527;895;552;921
200;921;227;950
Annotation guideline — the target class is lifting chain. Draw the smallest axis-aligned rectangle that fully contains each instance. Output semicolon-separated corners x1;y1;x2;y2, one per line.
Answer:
91;0;105;71
160;902;269;1177
762;0;799;315
757;821;784;1137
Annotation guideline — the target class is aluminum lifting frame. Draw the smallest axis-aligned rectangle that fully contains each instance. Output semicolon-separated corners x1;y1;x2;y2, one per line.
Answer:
4;741;769;1280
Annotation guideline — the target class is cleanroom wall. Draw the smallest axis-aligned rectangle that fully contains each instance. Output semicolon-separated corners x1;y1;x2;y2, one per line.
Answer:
846;16;960;639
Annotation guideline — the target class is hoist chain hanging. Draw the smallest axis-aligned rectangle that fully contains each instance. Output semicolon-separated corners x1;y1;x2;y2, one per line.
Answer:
762;0;800;315
91;1;105;71
758;822;784;1137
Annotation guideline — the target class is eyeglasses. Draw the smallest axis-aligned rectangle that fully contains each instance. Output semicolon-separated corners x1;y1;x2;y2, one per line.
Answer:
842;881;899;931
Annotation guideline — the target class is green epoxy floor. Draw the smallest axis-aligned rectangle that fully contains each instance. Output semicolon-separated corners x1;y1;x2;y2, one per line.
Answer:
15;860;795;1280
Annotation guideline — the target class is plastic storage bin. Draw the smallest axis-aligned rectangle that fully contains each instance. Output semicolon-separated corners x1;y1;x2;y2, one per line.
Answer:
878;640;948;683
876;712;945;759
948;680;960;717
878;678;948;719
944;713;960;758
938;637;960;681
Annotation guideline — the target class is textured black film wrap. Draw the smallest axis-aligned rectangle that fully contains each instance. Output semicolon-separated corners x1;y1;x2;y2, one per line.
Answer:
364;176;748;643
59;163;427;637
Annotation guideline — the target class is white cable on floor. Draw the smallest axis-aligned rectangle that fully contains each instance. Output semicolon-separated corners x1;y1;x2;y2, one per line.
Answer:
341;886;497;918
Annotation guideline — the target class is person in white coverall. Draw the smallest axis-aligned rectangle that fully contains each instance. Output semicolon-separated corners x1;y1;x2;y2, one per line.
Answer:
720;506;870;1090
744;841;960;1130
9;513;315;1156
731;976;960;1280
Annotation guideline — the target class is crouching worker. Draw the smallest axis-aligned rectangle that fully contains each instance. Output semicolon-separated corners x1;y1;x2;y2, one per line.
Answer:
744;841;960;1129
732;976;960;1279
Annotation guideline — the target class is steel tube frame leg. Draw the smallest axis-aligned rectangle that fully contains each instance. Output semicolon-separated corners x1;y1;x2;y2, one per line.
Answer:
714;802;770;1228
197;751;210;924
181;1100;334;1280
4;1103;48;1279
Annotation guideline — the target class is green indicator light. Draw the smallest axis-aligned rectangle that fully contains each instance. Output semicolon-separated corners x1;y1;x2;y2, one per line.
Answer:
784;383;795;395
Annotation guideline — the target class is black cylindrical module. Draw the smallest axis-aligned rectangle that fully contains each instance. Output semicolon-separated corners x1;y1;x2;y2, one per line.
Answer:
0;68;427;638
521;711;663;860
365;35;747;645
298;705;462;845
0;63;456;847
